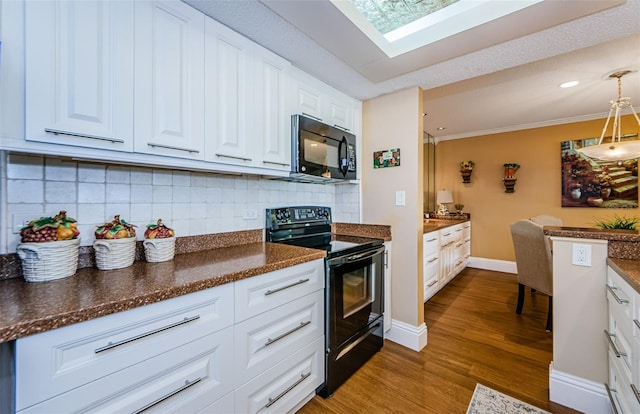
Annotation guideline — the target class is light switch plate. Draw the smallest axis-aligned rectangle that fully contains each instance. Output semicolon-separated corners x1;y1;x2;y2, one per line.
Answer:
395;191;405;206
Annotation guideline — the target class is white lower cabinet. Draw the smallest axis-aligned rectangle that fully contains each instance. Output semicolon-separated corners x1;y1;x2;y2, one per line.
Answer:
605;265;640;413
14;259;326;414
424;221;471;303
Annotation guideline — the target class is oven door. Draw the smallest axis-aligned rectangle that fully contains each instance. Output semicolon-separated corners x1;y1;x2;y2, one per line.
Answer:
327;245;384;349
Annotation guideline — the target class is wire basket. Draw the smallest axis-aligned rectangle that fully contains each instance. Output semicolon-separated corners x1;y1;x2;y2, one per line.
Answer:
143;237;176;263
93;237;136;270
17;238;80;282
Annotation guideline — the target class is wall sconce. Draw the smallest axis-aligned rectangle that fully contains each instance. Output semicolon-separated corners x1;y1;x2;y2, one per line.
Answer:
503;163;520;193
436;189;453;215
459;160;474;183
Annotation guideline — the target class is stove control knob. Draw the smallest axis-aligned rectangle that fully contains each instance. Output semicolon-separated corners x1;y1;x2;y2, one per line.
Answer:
284;210;290;219
276;211;283;220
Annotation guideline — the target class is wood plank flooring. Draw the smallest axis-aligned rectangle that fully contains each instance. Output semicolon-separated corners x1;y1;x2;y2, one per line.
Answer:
297;267;582;414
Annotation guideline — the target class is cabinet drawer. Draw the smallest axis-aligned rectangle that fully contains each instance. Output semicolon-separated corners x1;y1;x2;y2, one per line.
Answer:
423;233;439;255
16;284;233;410
439;228;455;247
18;326;235;413
235;259;324;322
608;311;634;381
235;337;324;414
424;260;440;302
234;290;324;385
609;351;637;414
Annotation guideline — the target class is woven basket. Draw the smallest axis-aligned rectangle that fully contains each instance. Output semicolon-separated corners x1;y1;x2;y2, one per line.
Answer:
94;237;136;270
17;238;80;282
143;237;176;263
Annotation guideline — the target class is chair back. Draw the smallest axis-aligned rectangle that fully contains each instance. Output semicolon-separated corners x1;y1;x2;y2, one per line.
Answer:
509;219;553;296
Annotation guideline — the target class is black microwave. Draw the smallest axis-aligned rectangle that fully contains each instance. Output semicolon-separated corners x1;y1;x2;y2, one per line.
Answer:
290;115;357;183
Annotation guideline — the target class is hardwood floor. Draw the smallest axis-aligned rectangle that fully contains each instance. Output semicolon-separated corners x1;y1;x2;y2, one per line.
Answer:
297;267;582;414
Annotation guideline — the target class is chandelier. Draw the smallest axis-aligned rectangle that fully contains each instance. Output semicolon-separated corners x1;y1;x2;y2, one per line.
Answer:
577;70;640;162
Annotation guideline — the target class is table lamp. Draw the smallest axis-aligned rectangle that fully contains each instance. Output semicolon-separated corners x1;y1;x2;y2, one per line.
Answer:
436;190;453;215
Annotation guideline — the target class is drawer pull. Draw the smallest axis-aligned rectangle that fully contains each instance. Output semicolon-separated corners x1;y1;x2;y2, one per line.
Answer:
426;238;437;242
604;330;627;358
455;243;463;248
631;383;640;405
147;142;200;154
133;377;202;414
301;112;323;122
44;128;125;144
94;315;200;353
265;320;312;346
455;229;462;232
605;383;620;414
333;124;350;132
215;153;252;162
262;160;290;167
606;285;629;304
427;257;438;263
265;372;311;408
265;278;310;296
635;319;640;330
427;280;438;287
442;232;451;237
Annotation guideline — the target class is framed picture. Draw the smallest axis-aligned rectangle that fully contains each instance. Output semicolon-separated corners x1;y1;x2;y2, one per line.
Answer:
373;148;400;168
561;139;638;208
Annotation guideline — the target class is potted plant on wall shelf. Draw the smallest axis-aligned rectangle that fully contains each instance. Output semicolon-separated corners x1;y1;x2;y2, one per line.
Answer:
503;163;520;193
460;161;474;183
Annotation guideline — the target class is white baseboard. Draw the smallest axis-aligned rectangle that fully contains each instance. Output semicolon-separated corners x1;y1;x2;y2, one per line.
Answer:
549;365;609;414
385;319;428;351
468;256;516;274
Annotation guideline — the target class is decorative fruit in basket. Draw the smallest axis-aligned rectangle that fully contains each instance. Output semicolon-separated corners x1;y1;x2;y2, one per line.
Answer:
95;215;136;239
144;219;175;239
20;210;80;243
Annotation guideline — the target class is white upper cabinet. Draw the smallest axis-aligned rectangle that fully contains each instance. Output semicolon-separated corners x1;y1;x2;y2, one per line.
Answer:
254;47;292;171
204;18;254;166
134;0;205;160
25;0;135;151
292;67;356;133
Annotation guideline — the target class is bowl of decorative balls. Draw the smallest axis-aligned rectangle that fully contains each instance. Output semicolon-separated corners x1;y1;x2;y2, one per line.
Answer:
93;215;137;270
143;219;176;263
17;210;81;282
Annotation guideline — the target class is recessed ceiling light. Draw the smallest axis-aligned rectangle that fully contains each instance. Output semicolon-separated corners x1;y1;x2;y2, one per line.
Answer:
559;80;579;88
437;127;446;131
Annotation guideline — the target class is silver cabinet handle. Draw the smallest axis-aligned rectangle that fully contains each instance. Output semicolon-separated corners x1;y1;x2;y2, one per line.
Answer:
427;280;437;287
333;124;350;132
265;320;311;346
455;229;463;232
262;160;290;167
604;330;627;358
631;383;640;405
264;278;310;296
455;242;463;248
605;383;620;414
606;285;629;304
442;232;451;237
427;257;438;263
265;372;311;408
426;238;437;242
147;142;200;154
384;250;389;269
634;319;640;330
44;128;125;144
215;153;252;162
94;315;200;353
133;377;201;414
301;112;323;122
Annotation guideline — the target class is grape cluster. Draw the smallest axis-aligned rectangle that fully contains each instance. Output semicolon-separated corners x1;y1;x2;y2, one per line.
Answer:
21;227;57;243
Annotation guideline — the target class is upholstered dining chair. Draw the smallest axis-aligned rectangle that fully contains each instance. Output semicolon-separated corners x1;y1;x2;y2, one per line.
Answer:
509;219;553;331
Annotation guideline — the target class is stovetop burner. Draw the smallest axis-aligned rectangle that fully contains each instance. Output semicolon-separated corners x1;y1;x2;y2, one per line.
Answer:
265;206;383;258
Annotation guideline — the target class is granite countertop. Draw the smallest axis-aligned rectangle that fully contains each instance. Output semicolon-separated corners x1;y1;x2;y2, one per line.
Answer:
608;257;640;293
332;222;392;241
544;226;640;242
423;218;469;234
0;242;326;343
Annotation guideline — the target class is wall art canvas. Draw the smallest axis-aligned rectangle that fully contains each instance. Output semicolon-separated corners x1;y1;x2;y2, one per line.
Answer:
373;148;400;168
561;139;638;208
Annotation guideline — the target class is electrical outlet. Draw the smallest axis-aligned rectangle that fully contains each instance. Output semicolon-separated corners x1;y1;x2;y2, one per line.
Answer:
572;243;592;267
12;213;36;234
242;209;258;220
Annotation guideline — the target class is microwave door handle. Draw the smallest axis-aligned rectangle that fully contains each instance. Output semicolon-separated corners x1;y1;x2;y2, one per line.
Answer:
339;136;348;176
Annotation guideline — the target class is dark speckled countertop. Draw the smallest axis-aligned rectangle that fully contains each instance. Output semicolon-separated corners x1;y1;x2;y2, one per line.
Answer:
423;218;469;234
609;257;640;293
0;242;325;343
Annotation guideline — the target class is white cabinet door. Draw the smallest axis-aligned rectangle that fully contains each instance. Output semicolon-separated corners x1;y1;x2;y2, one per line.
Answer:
254;46;292;171
293;69;325;123
134;0;205;160
25;0;134;151
204;18;254;166
326;91;353;133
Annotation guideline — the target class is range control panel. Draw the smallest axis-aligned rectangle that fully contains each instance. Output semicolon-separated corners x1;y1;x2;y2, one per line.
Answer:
266;206;332;228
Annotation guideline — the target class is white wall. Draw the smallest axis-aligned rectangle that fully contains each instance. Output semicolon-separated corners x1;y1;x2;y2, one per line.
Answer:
0;152;360;254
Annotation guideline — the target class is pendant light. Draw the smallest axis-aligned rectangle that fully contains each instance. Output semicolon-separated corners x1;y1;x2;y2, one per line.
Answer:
577;70;640;162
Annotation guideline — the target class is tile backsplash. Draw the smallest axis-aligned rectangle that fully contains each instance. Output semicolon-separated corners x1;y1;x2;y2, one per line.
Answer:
1;153;360;254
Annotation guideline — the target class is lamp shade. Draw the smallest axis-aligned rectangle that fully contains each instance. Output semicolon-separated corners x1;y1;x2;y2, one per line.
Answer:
436;190;453;204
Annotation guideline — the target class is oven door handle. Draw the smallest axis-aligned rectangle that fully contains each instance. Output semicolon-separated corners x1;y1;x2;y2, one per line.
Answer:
328;246;385;266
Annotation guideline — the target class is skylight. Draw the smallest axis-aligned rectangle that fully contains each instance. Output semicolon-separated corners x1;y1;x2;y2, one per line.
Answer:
330;0;544;58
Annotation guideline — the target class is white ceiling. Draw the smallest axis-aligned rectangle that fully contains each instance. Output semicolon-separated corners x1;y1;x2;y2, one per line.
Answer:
184;0;640;141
